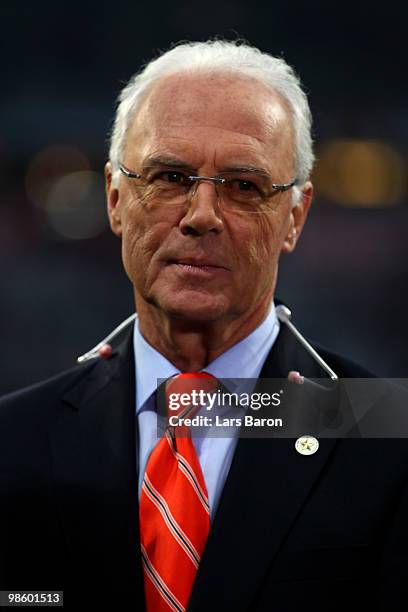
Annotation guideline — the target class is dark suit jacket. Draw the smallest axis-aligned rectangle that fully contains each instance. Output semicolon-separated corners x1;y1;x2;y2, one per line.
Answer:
1;324;407;611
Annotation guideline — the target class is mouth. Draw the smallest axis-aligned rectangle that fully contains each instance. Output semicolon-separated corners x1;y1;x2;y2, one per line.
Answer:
166;258;229;277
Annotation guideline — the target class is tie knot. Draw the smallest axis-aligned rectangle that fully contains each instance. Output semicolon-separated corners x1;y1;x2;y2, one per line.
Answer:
165;372;219;423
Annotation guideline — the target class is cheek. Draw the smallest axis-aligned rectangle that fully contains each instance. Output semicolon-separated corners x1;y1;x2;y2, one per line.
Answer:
121;211;143;277
120;207;155;285
242;213;282;271
121;208;173;284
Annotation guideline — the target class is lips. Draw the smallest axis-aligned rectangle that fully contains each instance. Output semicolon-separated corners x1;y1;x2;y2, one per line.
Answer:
169;258;226;269
165;257;230;277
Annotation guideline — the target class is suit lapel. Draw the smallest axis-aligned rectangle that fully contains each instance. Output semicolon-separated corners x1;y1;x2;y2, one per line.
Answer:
189;325;339;611
48;328;144;598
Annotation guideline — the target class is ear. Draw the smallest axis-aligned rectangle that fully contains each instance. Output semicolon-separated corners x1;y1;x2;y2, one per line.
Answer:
281;181;313;254
105;161;122;237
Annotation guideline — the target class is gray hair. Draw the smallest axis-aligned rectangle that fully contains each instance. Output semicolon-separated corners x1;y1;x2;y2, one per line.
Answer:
108;40;314;200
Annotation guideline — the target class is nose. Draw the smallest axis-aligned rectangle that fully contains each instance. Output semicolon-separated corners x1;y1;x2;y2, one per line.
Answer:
179;180;224;236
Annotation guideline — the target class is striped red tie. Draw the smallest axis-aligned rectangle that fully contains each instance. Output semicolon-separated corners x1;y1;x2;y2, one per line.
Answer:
139;372;218;612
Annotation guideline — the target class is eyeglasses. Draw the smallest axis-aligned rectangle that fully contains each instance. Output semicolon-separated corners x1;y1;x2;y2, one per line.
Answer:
119;163;297;214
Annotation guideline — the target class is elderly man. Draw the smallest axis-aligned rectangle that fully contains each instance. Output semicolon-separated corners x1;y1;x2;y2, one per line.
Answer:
1;40;407;612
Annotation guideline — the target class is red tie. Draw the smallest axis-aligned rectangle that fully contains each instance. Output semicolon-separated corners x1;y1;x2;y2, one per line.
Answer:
139;372;218;612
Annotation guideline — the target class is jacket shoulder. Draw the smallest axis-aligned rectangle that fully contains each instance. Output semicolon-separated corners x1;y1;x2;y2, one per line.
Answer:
0;360;98;420
316;345;374;378
0;327;133;425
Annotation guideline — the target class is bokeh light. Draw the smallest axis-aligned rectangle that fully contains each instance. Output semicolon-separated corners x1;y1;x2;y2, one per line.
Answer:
25;145;90;209
313;140;405;207
45;170;108;240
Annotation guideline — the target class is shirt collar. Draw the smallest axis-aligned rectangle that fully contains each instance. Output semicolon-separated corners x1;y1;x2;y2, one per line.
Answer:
133;302;279;414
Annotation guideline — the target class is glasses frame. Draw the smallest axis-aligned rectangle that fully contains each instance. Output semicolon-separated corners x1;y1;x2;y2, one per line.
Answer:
118;163;297;212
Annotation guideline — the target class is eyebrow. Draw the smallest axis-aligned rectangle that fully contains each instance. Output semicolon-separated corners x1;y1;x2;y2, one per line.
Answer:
142;155;197;172
141;156;270;176
219;164;270;175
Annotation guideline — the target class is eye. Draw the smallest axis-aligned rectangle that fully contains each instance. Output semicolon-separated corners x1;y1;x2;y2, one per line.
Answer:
155;171;191;186
234;179;257;192
226;177;262;195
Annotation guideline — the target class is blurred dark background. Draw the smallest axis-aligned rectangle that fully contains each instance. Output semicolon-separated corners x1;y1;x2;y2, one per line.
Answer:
1;0;407;394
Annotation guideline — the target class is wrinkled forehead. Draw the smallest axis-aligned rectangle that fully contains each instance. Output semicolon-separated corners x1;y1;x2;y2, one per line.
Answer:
124;72;295;165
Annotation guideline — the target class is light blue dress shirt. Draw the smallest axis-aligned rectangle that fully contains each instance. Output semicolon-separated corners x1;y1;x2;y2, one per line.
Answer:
134;302;280;520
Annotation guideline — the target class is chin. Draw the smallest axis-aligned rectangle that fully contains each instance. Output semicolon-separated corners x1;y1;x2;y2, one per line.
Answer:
154;292;231;323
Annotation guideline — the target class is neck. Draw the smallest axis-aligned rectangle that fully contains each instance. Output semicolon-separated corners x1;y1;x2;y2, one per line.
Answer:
135;290;274;371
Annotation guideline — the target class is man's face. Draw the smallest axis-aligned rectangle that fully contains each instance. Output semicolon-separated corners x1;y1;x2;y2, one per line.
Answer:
106;73;311;324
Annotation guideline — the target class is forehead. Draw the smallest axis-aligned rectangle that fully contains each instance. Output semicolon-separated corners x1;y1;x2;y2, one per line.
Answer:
124;72;294;170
